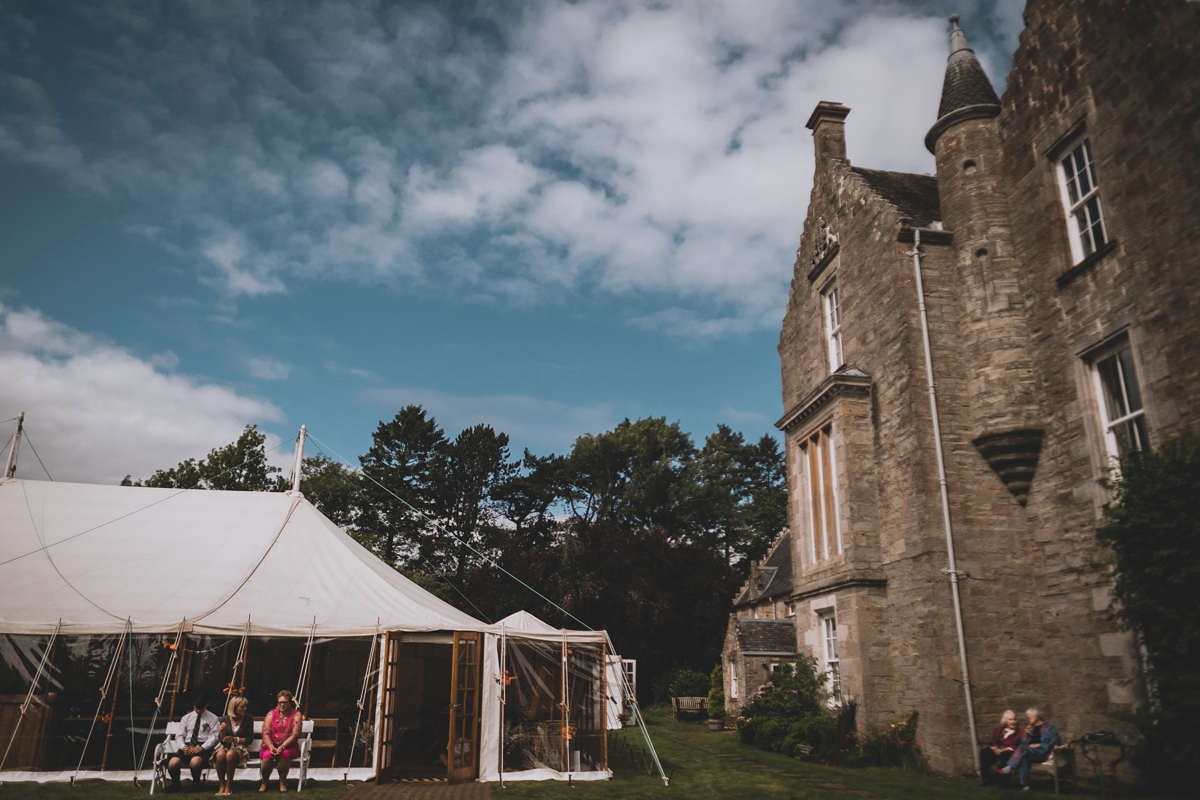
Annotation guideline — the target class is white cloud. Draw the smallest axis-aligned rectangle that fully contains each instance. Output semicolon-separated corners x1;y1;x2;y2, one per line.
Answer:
361;387;617;456
0;1;998;336
0;304;284;484
245;356;291;381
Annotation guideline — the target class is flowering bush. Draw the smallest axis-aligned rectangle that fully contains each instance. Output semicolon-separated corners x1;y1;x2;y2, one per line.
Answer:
736;658;835;757
850;711;926;770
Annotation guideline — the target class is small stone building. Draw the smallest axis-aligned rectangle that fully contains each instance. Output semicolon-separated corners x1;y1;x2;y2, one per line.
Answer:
722;530;797;713
774;0;1200;777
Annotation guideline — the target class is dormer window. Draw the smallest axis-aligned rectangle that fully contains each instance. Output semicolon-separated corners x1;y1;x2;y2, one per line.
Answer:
1057;138;1108;263
822;283;843;372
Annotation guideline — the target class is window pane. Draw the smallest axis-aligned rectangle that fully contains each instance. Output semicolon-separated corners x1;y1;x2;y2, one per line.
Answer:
1118;348;1143;411
1113;419;1138;456
1096;354;1128;421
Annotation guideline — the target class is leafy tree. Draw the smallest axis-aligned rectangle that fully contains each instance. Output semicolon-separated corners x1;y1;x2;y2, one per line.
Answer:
695;426;787;566
296;454;361;529
1097;435;1200;794
358;406;448;567
120;425;279;491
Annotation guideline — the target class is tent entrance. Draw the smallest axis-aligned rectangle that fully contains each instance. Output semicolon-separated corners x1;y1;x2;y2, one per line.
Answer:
376;632;480;784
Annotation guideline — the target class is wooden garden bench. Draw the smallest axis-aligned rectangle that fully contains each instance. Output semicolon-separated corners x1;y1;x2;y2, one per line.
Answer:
670;696;708;721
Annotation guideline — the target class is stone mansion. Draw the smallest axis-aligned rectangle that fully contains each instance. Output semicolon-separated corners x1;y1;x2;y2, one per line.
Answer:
723;0;1200;777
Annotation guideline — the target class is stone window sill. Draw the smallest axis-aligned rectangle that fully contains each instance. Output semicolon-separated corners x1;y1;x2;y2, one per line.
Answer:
1056;239;1117;287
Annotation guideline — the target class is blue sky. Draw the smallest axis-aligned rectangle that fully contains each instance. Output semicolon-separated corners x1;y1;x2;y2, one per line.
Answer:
0;0;1023;483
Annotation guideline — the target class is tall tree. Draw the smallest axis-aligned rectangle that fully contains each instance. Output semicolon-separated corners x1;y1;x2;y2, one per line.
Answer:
358;406;447;567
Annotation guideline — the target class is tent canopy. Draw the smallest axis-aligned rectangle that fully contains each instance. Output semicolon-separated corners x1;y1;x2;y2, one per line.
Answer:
0;477;488;636
496;610;559;634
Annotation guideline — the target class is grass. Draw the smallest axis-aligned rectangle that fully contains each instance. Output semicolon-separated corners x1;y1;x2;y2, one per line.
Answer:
1;710;1160;800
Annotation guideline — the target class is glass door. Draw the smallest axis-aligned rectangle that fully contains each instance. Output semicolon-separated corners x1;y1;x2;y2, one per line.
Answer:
447;632;481;783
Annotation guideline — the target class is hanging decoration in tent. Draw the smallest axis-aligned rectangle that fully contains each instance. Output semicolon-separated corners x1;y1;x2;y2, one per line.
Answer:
135;618;188;783
0;617;62;771
72;620;132;782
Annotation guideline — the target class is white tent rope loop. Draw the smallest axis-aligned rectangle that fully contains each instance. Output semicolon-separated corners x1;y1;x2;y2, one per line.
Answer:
0;618;62;771
21;480;122;620
73;621;131;781
190;497;301;624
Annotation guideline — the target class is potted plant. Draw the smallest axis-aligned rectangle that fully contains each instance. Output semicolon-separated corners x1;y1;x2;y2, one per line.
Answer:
707;664;726;731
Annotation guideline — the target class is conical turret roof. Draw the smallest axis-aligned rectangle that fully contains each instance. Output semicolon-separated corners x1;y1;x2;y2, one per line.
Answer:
926;16;1001;152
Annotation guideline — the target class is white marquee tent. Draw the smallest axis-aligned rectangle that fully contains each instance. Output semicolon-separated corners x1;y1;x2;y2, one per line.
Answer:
0;476;619;783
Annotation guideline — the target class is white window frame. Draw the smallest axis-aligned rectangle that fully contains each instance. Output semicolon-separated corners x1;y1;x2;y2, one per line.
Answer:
1056;137;1108;264
822;282;843;372
819;611;841;701
801;425;843;564
1089;339;1148;460
728;660;739;701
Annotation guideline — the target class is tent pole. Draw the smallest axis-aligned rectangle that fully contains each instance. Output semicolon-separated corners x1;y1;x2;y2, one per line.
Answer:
371;633;385;775
72;628;129;777
0;618;61;772
289;426;307;494
498;627;505;788
3;411;23;478
99;633;126;771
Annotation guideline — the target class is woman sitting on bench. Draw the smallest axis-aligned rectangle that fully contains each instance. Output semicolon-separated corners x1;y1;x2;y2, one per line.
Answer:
259;690;302;793
215;694;253;796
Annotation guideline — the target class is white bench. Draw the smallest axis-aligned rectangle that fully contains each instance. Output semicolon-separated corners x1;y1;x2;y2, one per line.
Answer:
150;719;314;794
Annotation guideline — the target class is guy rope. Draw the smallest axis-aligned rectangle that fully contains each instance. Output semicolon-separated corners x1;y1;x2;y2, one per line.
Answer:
223;618;251;714
135;619;187;783
0;618;62;771
72;619;131;783
344;626;380;780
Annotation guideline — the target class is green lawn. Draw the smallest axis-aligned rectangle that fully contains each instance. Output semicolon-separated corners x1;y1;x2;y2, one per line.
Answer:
2;710;1150;800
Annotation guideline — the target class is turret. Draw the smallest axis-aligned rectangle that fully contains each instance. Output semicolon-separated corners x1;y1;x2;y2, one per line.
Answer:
927;17;1042;506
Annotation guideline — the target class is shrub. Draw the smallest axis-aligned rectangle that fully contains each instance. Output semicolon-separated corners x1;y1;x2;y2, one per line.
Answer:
850;711;927;770
735;658;922;768
707;664;726;720
653;668;711;703
1097;435;1200;795
736;659;831;757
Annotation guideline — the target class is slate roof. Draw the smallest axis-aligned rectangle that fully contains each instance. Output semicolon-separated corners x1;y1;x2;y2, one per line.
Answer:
736;619;796;655
936;20;1000;119
735;529;793;606
850;167;942;226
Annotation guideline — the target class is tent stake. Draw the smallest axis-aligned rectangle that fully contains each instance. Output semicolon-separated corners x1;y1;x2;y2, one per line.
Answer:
0;617;61;771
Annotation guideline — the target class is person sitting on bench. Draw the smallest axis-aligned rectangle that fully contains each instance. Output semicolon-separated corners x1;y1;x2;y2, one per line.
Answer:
259;690;302;793
981;709;1023;782
998;707;1059;790
167;692;220;792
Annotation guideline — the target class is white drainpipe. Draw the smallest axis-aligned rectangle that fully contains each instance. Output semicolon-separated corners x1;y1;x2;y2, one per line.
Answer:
909;228;982;778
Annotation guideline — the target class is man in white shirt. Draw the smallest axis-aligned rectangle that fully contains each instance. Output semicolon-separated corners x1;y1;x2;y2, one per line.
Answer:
166;692;220;791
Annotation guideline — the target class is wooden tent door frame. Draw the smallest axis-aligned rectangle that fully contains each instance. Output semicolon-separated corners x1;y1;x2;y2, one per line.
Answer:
374;632;401;784
447;631;482;783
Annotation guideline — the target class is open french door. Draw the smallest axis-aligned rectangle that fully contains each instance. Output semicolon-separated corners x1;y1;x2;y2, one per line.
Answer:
447;631;482;783
374;632;401;784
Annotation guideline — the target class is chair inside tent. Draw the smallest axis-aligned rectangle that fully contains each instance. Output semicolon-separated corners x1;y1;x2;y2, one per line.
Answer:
0;477;616;784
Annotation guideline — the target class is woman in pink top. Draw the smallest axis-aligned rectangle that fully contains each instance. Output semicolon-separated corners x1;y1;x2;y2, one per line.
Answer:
259;690;302;792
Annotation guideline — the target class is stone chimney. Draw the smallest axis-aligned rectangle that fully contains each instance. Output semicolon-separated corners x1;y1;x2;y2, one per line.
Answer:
806;102;850;163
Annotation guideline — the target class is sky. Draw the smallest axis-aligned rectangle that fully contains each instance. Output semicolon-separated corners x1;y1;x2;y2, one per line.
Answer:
0;0;1024;484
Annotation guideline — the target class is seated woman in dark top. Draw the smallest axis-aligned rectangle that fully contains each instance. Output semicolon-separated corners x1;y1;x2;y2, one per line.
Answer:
215;695;254;796
980;709;1022;782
